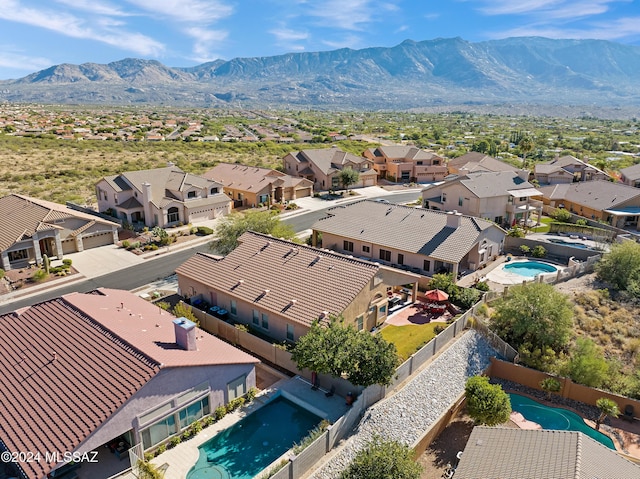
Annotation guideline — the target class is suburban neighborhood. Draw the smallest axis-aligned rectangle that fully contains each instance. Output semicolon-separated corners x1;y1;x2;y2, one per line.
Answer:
2;110;640;479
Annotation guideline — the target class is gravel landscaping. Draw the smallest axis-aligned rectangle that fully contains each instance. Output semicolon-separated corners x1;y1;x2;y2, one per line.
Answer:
309;331;497;479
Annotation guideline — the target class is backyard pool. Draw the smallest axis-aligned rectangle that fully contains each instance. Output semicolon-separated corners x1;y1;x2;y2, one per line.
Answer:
547;238;591;249
186;395;322;479
502;260;558;278
509;393;615;449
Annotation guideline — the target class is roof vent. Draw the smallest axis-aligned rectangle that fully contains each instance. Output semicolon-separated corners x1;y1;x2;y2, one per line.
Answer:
290;299;297;306
319;311;329;319
264;289;270;295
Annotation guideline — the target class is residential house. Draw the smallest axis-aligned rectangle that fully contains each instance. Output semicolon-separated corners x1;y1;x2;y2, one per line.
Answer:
176;231;420;341
534;155;610;185
96;165;231;228
619;163;640;188
454;427;640;479
363;145;447;183
311;200;507;279
0;288;258;479
446;152;523;175
422;171;542;228
0;194;119;271
282;147;377;191
202;163;313;207
537;180;640;229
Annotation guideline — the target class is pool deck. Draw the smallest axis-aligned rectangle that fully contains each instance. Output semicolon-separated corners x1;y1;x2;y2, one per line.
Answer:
485;258;565;286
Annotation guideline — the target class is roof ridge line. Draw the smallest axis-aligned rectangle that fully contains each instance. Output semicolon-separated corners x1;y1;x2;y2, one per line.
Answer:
574;432;582;479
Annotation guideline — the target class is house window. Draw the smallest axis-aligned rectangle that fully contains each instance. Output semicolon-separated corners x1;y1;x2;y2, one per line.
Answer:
356;315;364;331
519;197;527;202
286;324;294;341
134;192;138;198
178;397;210;430
154;214;158;225
401;171;410;181
494;216;503;224
417;161;423;165
227;375;246;401
261;313;269;329
102;191;107;201
167;207;179;223
441;193;447;202
252;309;259;325
397;253;404;265
344;240;354;252
379;249;391;262
433;159;440;165
379;305;387;316
141;415;176;450
230;300;237;315
458;197;463;207
210;187;218;194
362;245;370;253
423;259;431;272
187;191;197;199
114;194;118;204
8;249;29;261
259;194;269;204
331;177;340;187
238;193;244;201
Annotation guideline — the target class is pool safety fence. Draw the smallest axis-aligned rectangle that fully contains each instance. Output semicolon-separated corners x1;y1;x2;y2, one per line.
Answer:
504;236;602;262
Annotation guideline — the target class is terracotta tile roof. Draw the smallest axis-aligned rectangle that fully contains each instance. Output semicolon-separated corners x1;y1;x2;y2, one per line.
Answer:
538;180;640;210
203;163;312;193
367;145;442;161
0;289;257;479
457;171;538;198
0;194;118;253
312;200;503;263
448;152;519;173
0;297;159;479
287;148;370;175
176;232;381;327
455;427;640;479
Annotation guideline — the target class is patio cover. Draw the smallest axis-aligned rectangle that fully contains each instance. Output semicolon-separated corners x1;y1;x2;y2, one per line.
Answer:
604;206;640;216
506;187;543;197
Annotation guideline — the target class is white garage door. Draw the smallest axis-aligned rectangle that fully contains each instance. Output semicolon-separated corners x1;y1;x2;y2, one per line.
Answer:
61;238;77;254
81;231;113;250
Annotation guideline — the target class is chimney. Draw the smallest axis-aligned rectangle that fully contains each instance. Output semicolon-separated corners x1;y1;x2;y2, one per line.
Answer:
446;210;462;229
173;317;197;351
141;181;153;227
516;169;530;182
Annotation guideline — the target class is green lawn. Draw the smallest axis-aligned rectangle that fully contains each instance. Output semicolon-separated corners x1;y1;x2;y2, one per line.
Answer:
529;216;553;233
380;323;440;361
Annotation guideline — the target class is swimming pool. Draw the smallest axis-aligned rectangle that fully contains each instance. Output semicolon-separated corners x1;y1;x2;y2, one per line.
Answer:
547;238;590;249
509;393;615;449
502;260;558;278
187;395;322;479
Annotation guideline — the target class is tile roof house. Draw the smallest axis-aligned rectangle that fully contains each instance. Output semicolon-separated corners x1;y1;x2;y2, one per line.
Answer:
95;164;231;228
282;147;377;191
176;231;420;341
454;427;640;479
0;288;257;479
363;145;447;183
538;180;640;229
533;155;610;185
422;171;543;228
311;200;507;279
447;152;523;175
619;163;640;188
0;194;120;271
202;163;313;208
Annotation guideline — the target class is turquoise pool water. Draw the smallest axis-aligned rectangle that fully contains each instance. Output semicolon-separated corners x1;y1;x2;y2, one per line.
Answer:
186;396;322;479
503;260;558;277
509;393;615;449
547;238;590;249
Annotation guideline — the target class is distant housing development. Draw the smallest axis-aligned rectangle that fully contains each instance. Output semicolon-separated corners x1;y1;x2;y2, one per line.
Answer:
96;165;231;228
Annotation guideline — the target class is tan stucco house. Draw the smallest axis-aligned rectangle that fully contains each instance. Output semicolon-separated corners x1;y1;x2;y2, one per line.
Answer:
619;163;640;188
282;147;377;191
363;145;447;183
176;231;420;341
202;163;313;207
534;155;610;185
0;288;258;479
0;194;119;271
311;200;507;279
446;152;522;175
96;165;231;228
422;171;542;228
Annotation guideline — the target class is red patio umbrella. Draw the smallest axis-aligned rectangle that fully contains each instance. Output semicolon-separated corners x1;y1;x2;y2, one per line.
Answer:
424;289;449;302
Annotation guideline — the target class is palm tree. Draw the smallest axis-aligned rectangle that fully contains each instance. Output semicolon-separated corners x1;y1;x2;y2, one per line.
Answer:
595;397;620;430
518;137;534;168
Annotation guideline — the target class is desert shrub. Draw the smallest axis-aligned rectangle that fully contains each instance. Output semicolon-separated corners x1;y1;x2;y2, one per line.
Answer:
155;444;166;456
169;436;181;448
434;324;446;334
31;269;48;282
190;420;203;435
246;387;258;402
519;244;530;255
531;245;546;258
215;406;226;420
196;226;213;235
203;416;214;427
0;268;4;279
121;240;130;249
62;258;72;267
551;208;572;223
475;281;490;292
507;226;525;237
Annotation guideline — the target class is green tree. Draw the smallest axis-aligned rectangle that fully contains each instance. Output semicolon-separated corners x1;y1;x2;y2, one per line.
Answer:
338;167;360;193
427;273;457;296
595;397;620;430
291;317;399;387
465;376;511;426
472;139;489;154
539;377;562;400
518;137;534;168
596;240;640;292
340;435;422;479
564;338;609;388
551;208;572;223
211;210;297;254
491;283;573;355
173;302;199;326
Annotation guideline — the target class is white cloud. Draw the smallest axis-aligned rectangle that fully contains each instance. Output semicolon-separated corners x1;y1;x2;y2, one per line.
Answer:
0;0;164;56
474;0;623;18
269;28;309;42
322;34;364;50
493;16;640;41
0;48;52;73
475;0;562;15
184;27;228;63
308;0;374;31
125;0;233;24
54;0;130;17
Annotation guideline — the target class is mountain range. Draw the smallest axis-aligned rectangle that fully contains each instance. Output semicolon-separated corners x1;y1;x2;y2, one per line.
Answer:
1;37;640;110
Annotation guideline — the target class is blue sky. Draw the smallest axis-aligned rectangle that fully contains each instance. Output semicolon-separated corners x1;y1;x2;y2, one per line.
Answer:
1;0;639;79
